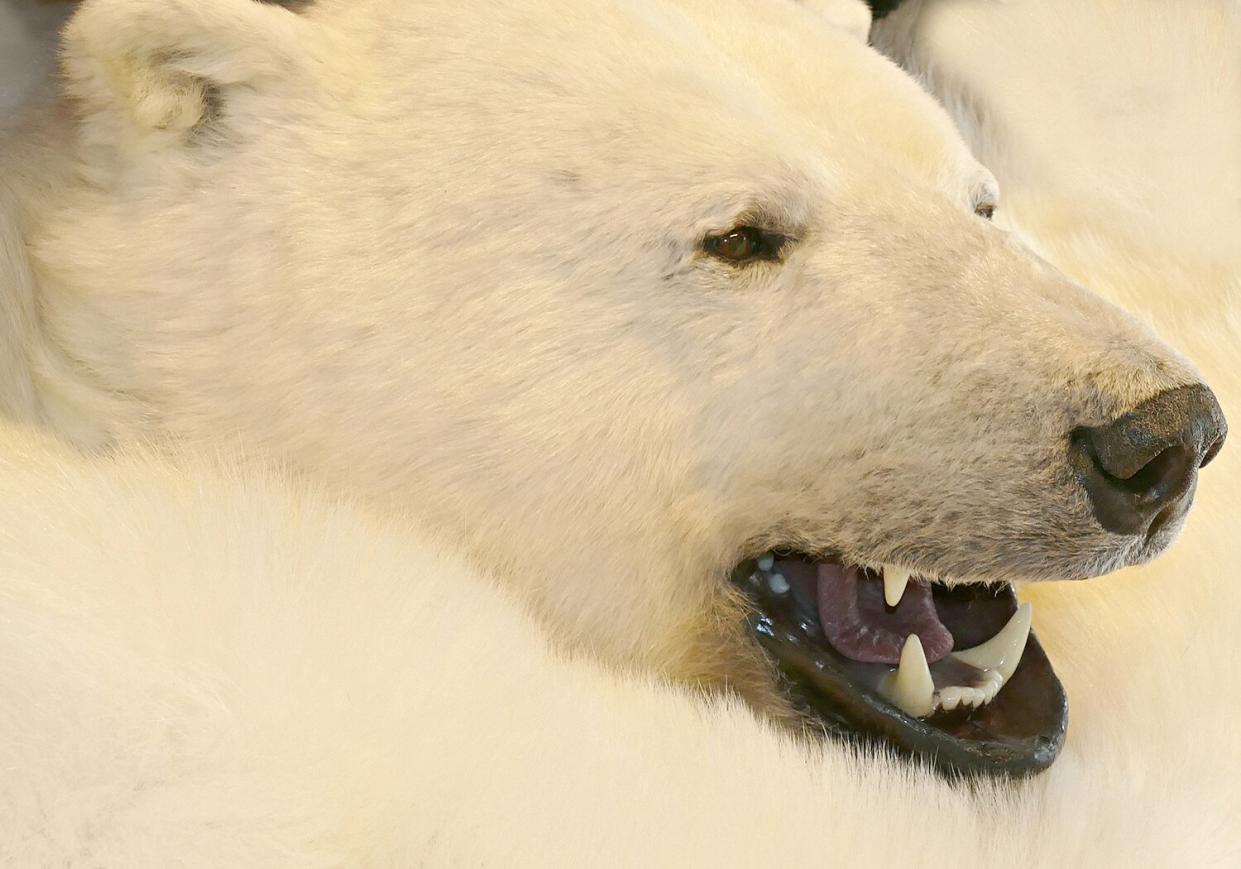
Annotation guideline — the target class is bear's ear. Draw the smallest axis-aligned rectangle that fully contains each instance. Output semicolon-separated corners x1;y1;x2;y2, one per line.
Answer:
61;0;311;151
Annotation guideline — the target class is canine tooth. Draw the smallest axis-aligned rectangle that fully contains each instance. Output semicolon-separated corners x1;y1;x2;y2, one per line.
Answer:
883;566;911;607
880;634;935;718
951;602;1033;684
757;554;775;572
768;572;790;594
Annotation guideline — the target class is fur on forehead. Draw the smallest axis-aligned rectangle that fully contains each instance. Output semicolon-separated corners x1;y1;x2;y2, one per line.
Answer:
257;0;314;9
59;0;985;209
672;0;990;207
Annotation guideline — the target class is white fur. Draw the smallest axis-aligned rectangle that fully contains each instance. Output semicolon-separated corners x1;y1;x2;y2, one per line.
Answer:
0;0;1210;697
0;0;1238;863
871;9;1241;852
797;0;874;41
0;423;1234;865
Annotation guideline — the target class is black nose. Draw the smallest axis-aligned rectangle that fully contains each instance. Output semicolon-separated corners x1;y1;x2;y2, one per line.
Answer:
1070;384;1227;536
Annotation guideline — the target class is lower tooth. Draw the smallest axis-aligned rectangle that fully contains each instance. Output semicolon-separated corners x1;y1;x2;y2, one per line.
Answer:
879;604;1034;719
768;572;790;594
879;634;936;718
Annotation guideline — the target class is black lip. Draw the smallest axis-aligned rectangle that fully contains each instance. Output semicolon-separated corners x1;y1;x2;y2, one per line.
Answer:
736;560;1068;778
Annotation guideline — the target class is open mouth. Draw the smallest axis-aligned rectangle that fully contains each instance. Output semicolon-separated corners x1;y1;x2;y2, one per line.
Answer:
734;553;1067;777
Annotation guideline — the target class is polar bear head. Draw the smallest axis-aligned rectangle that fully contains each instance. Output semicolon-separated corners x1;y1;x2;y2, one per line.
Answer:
4;0;1225;773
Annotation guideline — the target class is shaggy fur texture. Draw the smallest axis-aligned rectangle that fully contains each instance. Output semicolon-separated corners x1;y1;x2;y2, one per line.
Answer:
870;0;1241;856
0;0;1215;723
0;0;1237;864
0;419;1227;867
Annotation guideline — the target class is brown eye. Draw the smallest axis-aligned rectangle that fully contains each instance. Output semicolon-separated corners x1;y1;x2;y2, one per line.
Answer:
703;226;784;263
975;202;996;220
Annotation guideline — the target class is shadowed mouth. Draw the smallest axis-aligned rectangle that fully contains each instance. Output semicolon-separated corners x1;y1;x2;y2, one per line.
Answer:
734;553;1067;777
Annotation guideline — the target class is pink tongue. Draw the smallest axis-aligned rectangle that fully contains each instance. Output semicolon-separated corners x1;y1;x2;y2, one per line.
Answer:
815;563;954;665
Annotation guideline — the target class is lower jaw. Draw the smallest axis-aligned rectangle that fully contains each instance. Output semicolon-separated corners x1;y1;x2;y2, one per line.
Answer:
735;555;1068;778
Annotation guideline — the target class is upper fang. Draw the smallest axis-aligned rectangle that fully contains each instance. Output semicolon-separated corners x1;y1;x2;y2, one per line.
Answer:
883;565;911;607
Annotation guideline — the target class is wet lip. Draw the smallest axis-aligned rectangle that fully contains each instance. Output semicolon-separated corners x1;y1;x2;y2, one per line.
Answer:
734;553;1068;778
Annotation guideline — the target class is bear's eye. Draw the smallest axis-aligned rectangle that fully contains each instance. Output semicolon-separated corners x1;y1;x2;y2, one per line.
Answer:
974;202;996;220
703;226;786;264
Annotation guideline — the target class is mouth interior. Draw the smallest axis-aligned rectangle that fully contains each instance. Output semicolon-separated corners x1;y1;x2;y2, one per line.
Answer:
803;559;954;665
736;553;1067;777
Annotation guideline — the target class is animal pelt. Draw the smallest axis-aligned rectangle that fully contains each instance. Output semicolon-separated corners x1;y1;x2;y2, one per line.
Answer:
0;0;1237;865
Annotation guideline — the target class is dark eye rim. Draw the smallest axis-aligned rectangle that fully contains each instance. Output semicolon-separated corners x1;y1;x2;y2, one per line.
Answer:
974;202;996;220
702;225;789;264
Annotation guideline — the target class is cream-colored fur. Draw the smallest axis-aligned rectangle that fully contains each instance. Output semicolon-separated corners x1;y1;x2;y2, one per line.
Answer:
870;2;1241;855
0;0;1215;711
0;417;1226;867
0;0;1238;863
